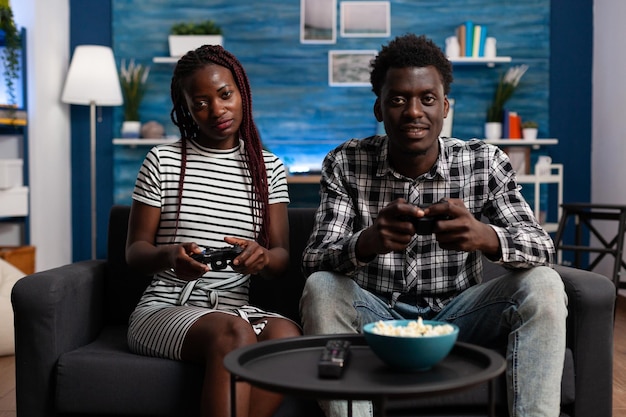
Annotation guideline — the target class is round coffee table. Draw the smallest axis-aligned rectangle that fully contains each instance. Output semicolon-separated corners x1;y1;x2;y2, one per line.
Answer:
224;334;505;417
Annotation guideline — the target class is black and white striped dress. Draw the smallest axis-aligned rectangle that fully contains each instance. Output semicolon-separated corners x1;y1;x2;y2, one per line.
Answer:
127;138;290;360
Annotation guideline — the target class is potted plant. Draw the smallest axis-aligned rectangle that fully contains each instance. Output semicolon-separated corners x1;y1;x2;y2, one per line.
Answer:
168;20;223;57
485;64;529;139
522;120;539;140
0;0;21;107
119;59;150;138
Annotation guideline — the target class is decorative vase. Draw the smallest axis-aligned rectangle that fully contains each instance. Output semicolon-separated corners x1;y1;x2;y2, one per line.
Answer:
484;122;502;140
522;127;538;140
121;121;141;138
168;35;224;57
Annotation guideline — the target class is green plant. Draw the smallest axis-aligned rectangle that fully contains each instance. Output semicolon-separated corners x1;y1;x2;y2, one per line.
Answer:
119;59;150;121
522;120;538;129
0;0;21;107
170;20;223;35
486;64;529;123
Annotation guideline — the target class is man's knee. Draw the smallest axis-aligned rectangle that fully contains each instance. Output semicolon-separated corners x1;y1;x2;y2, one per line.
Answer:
520;266;568;319
301;271;355;303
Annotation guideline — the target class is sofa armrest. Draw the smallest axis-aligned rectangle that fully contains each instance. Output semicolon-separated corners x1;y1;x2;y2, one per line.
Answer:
554;265;615;417
11;260;106;417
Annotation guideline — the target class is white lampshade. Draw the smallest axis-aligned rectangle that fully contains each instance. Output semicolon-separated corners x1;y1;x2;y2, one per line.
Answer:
61;45;123;106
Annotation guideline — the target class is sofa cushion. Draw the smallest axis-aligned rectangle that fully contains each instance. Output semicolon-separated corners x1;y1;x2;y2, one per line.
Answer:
56;325;202;416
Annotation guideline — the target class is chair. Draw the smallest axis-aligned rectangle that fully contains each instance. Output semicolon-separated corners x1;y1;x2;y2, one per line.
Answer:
553;202;626;293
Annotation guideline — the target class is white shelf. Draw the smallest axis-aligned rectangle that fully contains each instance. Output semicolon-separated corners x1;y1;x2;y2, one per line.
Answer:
484;138;557;146
113;138;178;146
518;164;564;244
484;138;558;150
153;57;179;64
448;56;512;67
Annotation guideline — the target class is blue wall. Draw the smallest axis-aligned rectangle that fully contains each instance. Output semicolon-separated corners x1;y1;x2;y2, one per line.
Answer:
69;0;593;261
111;0;551;204
69;0;115;261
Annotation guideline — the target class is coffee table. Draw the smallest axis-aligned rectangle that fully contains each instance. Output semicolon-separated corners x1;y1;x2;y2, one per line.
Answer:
224;334;506;417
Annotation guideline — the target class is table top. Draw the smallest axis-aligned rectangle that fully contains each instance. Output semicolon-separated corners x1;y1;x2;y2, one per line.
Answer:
224;334;505;401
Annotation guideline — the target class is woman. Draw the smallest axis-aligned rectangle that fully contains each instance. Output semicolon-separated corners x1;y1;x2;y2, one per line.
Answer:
126;44;301;417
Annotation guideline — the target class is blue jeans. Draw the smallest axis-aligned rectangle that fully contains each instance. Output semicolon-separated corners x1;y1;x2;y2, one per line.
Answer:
299;266;567;417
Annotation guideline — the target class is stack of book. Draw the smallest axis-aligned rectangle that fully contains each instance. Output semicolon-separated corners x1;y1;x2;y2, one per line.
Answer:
455;21;488;57
503;109;522;139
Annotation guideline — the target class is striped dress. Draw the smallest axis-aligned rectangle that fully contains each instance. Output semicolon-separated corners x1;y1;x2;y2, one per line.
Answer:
127;138;290;360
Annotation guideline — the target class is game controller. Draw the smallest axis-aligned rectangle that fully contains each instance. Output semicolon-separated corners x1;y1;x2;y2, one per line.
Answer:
400;202;451;235
191;245;244;270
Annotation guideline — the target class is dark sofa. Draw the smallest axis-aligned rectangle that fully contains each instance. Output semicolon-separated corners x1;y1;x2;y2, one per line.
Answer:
12;206;615;417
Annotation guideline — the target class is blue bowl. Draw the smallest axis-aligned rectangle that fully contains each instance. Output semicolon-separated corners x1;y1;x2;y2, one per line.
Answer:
362;319;459;371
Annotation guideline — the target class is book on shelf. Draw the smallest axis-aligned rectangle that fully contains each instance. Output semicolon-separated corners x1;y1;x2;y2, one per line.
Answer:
508;111;522;139
464;21;473;57
456;24;466;57
456;21;488;58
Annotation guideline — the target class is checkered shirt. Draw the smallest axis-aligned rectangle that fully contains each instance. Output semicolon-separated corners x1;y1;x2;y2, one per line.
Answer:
302;135;555;311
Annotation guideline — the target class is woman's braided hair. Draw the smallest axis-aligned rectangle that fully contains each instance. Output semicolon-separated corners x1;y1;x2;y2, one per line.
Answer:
170;45;270;247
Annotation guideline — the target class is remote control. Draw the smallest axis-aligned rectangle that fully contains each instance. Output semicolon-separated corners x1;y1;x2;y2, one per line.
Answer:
190;245;243;270
318;339;351;379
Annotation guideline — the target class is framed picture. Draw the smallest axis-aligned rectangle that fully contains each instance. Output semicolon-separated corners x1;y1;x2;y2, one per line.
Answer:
340;1;390;38
328;50;377;86
301;0;337;44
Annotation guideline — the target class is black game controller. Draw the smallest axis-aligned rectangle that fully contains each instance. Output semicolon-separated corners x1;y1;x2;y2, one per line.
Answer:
191;245;244;270
400;203;451;235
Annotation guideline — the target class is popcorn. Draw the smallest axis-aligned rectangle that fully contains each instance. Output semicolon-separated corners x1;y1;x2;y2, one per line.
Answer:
371;317;455;337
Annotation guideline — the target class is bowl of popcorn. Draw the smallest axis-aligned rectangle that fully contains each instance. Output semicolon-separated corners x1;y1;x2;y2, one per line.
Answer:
362;318;459;371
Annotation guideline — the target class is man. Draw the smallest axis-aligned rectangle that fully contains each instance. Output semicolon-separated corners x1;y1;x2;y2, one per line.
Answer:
300;34;566;417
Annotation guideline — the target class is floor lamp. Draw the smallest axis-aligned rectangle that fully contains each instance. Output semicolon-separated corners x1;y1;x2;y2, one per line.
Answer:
61;45;123;259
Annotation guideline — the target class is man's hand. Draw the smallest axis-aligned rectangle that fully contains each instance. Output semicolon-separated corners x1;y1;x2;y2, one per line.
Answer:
425;198;500;255
355;198;422;260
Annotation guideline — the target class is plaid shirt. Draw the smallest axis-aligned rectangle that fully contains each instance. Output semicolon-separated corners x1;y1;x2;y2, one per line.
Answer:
302;135;555;311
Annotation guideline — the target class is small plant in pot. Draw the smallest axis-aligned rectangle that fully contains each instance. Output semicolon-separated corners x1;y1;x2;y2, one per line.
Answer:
485;65;529;140
0;0;21;108
522;120;539;140
119;59;150;138
168;20;223;57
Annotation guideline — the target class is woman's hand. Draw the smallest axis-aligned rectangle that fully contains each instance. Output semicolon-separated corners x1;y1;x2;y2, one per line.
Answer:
170;242;210;281
223;237;270;275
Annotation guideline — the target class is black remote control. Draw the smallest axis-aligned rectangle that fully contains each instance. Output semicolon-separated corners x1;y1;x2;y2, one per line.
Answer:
318;340;351;379
190;245;243;270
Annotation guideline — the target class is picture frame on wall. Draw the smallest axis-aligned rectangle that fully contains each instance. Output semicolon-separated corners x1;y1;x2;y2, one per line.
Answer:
340;1;390;38
328;50;377;86
300;0;337;44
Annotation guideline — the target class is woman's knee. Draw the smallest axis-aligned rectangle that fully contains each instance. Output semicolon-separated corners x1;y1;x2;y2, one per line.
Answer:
183;314;256;360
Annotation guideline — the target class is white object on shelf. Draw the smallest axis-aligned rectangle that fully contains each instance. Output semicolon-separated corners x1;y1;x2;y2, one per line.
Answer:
0;186;29;217
484;37;497;58
484;122;502;140
113;137;178;146
445;36;460;58
0;159;23;189
121;121;141;138
168;35;223;57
